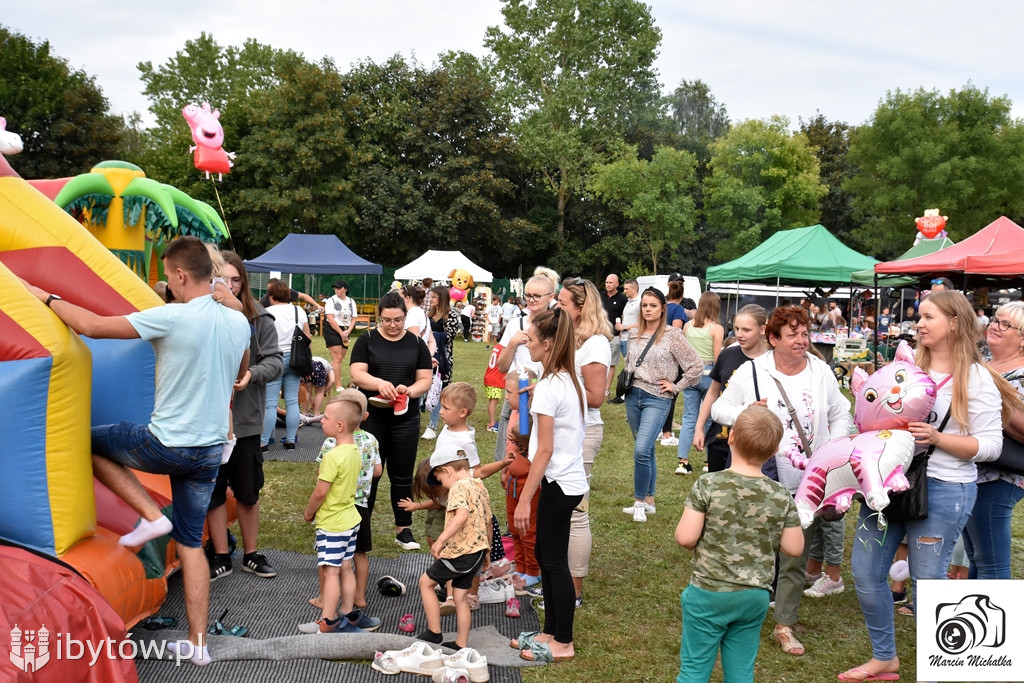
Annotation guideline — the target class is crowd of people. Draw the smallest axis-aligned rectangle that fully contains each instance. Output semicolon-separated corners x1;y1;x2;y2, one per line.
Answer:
46;248;1023;676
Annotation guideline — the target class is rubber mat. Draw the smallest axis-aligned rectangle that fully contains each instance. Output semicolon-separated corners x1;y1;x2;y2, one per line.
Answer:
134;549;539;682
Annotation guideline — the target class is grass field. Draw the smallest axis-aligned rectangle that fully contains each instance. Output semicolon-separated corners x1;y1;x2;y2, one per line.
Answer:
254;331;1022;682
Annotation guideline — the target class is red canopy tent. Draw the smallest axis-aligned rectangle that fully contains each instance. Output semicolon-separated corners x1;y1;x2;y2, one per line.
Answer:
873;216;1024;287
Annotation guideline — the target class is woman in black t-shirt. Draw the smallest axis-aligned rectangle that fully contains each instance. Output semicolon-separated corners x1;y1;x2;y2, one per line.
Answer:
350;291;433;550
691;304;768;473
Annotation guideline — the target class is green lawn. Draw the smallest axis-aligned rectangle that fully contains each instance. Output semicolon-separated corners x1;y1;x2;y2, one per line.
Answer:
254;332;1021;682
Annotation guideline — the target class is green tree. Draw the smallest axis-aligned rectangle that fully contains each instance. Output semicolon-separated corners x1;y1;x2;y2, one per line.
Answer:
800;113;856;243
705;116;826;261
343;53;539;268
228;57;360;257
668;78;730;171
0;26;124;178
590;146;699;273
845;84;1024;259
484;0;662;242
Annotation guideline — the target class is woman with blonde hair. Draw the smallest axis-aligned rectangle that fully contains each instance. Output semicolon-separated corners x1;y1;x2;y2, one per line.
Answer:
556;277;612;607
842;290;1020;681
493;266;560;460
676;292;724;474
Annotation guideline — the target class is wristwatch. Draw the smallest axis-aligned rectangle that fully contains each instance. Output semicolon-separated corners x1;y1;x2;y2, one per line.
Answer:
45;294;62;307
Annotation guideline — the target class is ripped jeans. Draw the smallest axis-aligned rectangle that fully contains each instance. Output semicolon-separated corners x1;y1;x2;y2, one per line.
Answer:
850;477;976;661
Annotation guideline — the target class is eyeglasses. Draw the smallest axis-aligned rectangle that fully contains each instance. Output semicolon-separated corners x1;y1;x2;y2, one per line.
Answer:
524;292;552;302
227;277;243;284
931;279;947;286
988;319;1017;332
564;277;585;287
380;316;406;325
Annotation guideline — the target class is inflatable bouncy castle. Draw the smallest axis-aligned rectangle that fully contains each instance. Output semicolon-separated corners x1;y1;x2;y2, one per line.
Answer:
0;154;209;681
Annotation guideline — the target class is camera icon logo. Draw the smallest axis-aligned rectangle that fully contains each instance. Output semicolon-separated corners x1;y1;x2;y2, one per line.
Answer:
935;594;1005;655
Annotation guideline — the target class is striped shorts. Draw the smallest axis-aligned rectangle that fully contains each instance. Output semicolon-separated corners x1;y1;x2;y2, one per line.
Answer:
315;526;359;567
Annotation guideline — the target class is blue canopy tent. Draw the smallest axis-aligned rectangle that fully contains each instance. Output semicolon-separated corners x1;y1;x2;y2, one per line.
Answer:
244;233;383;304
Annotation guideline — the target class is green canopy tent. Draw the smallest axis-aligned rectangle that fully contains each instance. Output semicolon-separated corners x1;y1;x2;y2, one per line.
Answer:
706;224;877;284
850;237;955;287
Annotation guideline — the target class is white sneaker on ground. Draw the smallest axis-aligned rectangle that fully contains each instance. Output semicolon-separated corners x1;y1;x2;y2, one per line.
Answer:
804;575;845;598
422;427;437;440
477;578;511;604
632;502;647;522
660;435;679;447
376;642;445;676
440;648;489;683
621;502;655;515
432;667;472;683
296;621;319;634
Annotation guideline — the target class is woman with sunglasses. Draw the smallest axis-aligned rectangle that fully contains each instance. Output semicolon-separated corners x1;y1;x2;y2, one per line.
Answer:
962;302;1024;578
350;291;433;551
556;277;613;607
622;287;703;522
493;266;560;461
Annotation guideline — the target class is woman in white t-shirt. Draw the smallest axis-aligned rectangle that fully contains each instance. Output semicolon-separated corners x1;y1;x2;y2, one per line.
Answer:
324;279;358;393
513;307;586;663
493;267;560;460
261;280;312;450
401;284;435;357
555;277;612;608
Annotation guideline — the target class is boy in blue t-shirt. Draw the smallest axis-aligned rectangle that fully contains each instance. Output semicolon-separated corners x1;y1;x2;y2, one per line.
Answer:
674;405;804;683
303;391;376;633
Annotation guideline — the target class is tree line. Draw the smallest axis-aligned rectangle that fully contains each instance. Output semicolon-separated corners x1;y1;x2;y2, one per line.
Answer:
4;1;1024;280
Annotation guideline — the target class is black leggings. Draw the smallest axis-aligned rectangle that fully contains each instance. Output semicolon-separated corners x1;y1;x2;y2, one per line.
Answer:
364;407;421;528
460;315;472;341
536;479;583;644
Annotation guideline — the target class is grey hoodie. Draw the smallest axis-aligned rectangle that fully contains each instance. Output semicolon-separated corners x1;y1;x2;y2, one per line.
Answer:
234;303;284;438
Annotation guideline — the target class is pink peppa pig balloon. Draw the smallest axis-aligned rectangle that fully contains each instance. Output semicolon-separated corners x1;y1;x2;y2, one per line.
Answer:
790;341;936;527
182;102;235;179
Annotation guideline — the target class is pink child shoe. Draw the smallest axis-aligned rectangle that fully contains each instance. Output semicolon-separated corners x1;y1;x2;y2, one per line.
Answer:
398;613;416;633
505;597;521;618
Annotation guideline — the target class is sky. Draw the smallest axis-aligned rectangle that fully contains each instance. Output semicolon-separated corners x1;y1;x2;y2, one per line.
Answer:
5;1;1023;129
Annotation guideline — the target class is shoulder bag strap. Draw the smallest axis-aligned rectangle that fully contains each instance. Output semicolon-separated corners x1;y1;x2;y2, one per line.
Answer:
634;333;658;368
923;405;952;459
750;358;760;401
771;376;812;456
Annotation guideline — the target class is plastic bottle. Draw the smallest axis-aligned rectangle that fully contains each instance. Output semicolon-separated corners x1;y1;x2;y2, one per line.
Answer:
518;369;530;434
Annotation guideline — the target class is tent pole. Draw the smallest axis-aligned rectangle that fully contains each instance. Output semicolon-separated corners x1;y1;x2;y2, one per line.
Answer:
874;273;880;371
775;277;780;308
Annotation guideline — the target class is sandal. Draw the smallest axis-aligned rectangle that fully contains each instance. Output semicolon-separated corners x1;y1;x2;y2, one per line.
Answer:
398;614;416;633
773;625;805;656
837;668;900;681
520;640;573;663
510;630;540;650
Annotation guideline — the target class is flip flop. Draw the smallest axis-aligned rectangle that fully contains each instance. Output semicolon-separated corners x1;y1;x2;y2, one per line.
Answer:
519;640;573;663
837;668;900;681
509;630;540;650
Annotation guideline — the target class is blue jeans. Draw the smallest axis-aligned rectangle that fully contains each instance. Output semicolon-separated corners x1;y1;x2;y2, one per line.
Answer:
427;391;442;430
850;477;976;661
963;478;1024;578
92;422;221;548
678;370;712;461
625;387;673;500
262;352;301;445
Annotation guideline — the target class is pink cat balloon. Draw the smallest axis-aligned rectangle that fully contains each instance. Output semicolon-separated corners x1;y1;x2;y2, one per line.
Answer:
789;341;936;527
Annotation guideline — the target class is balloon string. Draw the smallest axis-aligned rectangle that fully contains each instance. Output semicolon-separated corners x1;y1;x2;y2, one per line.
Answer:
209;176;234;251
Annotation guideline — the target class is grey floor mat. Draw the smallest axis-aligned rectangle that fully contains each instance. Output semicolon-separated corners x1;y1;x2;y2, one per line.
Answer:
135;550;538;682
262;417;331;463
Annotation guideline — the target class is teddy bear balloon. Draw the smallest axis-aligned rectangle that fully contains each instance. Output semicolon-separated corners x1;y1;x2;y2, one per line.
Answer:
448;268;474;302
787;341;936;528
914;208;948;245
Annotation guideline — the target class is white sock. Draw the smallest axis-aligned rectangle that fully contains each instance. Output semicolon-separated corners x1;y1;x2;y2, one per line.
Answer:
119;516;172;547
166;641;212;666
221;438;236;465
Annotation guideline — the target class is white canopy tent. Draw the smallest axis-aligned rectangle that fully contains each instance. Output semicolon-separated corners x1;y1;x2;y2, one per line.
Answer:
394;250;493;284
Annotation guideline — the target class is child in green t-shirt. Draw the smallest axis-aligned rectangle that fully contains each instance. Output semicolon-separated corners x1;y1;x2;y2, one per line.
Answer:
674;405;804;683
302;391;374;634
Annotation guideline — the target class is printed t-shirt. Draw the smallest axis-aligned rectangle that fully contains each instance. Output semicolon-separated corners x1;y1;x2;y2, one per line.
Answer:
441;477;491;558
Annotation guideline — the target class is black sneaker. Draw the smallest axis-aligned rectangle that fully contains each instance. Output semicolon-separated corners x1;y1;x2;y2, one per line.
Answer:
394;529;421;550
283;441;296;451
609;396;625;404
241;552;277;578
210;554;232;582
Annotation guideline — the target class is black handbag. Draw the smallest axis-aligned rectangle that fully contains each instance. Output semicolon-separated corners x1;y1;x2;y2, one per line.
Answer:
990;430;1024;475
289;307;313;377
616;333;657;397
882;407;951;523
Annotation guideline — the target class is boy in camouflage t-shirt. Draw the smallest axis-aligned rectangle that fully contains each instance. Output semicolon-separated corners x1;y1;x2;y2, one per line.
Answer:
674;405;804;683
